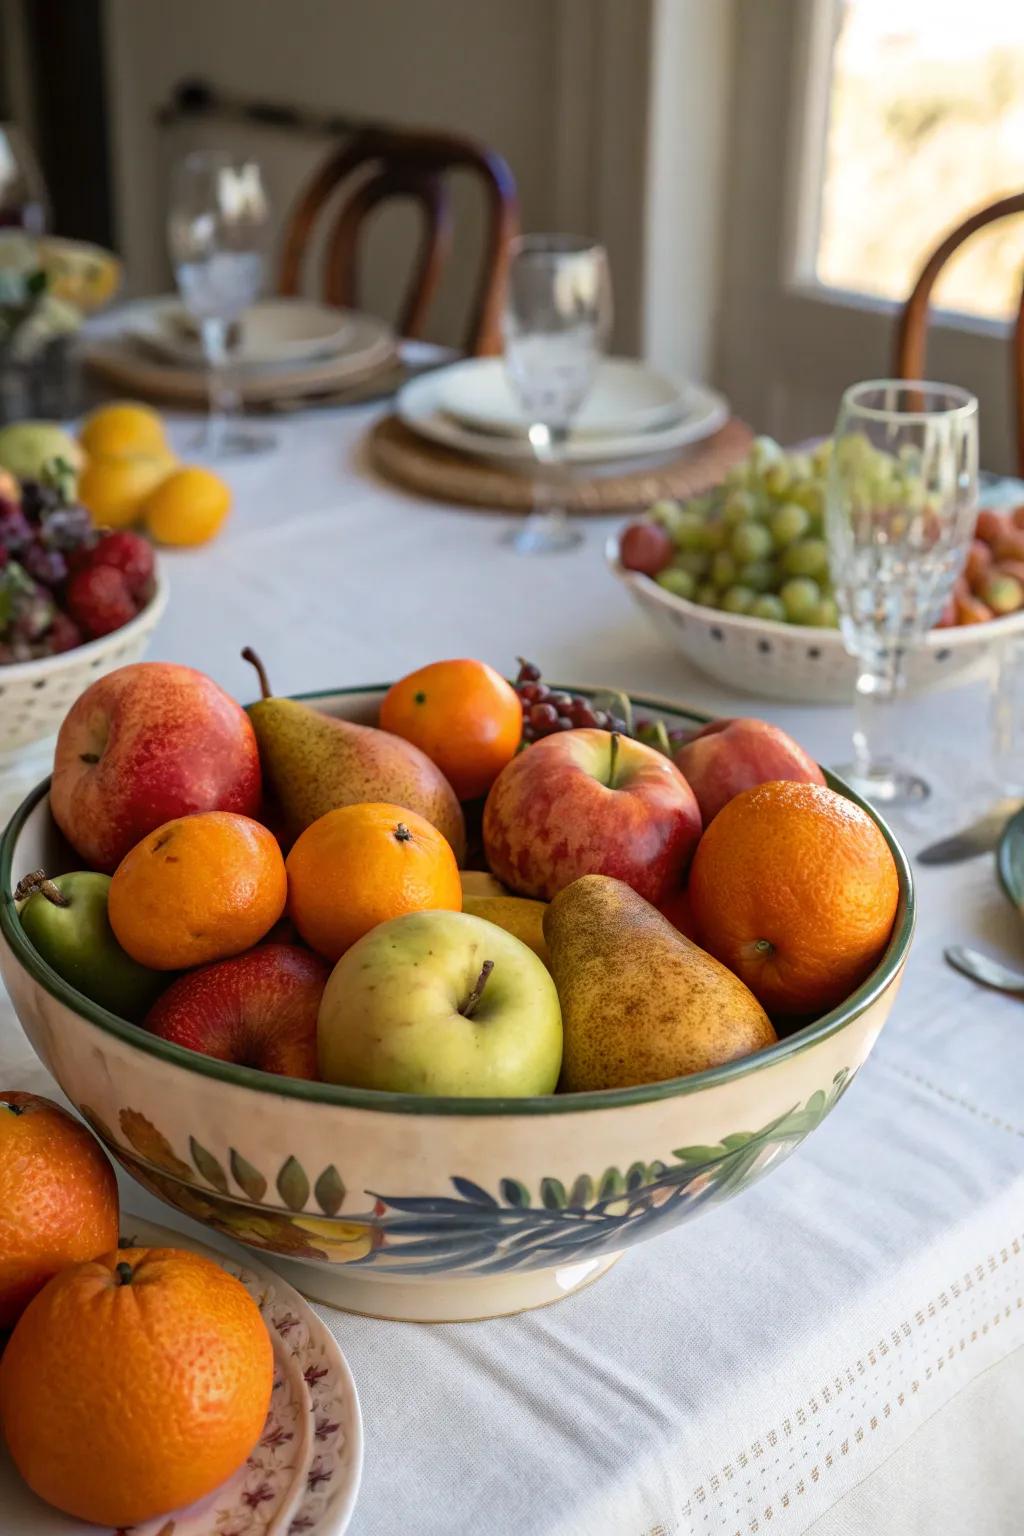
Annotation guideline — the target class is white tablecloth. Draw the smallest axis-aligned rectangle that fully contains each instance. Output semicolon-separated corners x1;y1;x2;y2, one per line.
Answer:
2;403;1023;1535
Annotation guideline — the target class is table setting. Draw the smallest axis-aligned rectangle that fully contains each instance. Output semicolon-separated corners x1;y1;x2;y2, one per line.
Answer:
0;144;1023;1536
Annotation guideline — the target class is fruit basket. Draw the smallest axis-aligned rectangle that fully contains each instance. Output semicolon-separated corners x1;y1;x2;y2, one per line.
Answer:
0;683;914;1323
0;568;168;758
608;535;1024;705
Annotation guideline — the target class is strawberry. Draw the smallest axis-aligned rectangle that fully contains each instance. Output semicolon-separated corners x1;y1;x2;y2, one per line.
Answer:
82;530;155;600
65;565;137;638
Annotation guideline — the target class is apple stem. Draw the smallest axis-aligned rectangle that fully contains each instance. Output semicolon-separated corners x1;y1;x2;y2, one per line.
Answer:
241;646;273;700
460;960;494;1019
606;731;620;788
14;870;69;907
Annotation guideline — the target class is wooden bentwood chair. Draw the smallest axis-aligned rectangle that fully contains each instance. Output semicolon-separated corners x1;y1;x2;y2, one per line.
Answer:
279;125;519;356
894;191;1024;476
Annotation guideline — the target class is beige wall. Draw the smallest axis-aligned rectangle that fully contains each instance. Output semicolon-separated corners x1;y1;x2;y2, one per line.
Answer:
101;0;652;351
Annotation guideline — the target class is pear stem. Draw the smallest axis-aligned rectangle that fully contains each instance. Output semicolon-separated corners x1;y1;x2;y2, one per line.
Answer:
241;647;273;700
606;731;620;789
460;960;494;1019
14;870;69;907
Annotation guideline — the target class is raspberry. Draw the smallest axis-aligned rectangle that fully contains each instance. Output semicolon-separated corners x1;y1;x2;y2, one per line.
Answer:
47;611;84;653
66;564;137;638
85;530;155;599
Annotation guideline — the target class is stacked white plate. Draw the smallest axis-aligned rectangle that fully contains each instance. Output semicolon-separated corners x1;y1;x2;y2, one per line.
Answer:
82;296;396;406
396;357;729;471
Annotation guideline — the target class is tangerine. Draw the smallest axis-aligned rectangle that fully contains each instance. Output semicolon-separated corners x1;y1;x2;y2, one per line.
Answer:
79;401;169;459
0;1246;273;1526
287;800;461;961
0;1092;119;1330
380;659;522;800
688;780;899;1016
79;450;177;529
109;811;287;970
143;465;231;546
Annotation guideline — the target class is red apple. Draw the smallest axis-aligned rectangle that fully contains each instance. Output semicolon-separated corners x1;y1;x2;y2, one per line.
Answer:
483;729;701;904
143;944;327;1079
51;662;261;872
673;718;824;825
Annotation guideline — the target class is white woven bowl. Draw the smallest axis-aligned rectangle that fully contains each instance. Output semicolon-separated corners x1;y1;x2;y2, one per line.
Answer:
0;568;168;759
607;536;1024;706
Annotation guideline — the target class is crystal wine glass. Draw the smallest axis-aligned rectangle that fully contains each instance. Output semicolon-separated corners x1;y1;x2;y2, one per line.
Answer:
826;379;979;806
167;150;273;458
501;234;612;554
0;124;49;233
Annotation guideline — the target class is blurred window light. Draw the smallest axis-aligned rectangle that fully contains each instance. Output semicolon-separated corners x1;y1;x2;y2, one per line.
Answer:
814;0;1024;320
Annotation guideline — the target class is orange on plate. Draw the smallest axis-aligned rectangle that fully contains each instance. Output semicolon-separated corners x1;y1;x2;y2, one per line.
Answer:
688;780;899;1017
143;465;231;546
109;811;287;970
0;1246;273;1527
0;1092;119;1330
287;800;461;961
380;658;522;800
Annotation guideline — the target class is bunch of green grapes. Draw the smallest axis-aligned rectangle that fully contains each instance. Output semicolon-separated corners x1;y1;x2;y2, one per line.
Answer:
642;437;840;627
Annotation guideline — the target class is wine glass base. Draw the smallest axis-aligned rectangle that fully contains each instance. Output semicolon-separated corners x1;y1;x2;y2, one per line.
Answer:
187;423;276;459
502;514;583;555
833;761;930;808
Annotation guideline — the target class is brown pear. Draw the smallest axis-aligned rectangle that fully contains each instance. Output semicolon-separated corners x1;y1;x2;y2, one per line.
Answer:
544;874;775;1091
242;650;465;859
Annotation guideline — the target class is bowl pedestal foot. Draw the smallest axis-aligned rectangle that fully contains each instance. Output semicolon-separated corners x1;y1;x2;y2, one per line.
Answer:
260;1249;624;1322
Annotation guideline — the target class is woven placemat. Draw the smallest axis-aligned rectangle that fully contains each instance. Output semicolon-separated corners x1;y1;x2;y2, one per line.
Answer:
367;415;753;514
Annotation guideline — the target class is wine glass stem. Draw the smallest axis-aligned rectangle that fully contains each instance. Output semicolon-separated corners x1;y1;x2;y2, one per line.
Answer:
531;422;571;537
852;651;906;781
200;316;240;454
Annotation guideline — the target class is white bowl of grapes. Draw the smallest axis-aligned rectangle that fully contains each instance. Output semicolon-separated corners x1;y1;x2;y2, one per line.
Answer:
0;458;167;760
609;436;1024;706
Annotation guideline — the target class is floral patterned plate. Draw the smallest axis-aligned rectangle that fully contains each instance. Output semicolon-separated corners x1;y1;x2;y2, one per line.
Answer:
0;1217;363;1536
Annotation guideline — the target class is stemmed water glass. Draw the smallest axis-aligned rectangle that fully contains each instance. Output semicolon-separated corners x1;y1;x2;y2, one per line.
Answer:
501;234;612;554
826;379;979;806
167;150;273;458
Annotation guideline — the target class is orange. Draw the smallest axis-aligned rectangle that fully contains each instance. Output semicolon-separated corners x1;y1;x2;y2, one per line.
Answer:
143;465;231;546
79;401;169;459
287;801;461;961
380;659;523;800
109;811;287;970
79;449;177;529
0;1246;273;1526
688;780;899;1017
0;1092;119;1330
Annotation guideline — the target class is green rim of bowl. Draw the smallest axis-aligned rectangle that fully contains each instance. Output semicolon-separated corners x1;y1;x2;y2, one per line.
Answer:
0;684;916;1116
997;806;1024;909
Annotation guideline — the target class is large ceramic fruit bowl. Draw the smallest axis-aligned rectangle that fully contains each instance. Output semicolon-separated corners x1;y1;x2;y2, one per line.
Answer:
0;686;915;1322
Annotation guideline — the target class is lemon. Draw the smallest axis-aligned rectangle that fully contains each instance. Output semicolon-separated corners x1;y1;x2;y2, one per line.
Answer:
80;402;169;459
143;466;231;546
78;451;177;529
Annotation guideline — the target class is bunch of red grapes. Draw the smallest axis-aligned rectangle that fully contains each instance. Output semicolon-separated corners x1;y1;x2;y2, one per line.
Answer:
515;659;629;743
0;465;155;663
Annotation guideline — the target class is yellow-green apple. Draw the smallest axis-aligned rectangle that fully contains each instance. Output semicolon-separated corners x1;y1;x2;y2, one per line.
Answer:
143;945;327;1078
51;662;261;872
673;718;824;824
318;910;562;1095
482;729;701;903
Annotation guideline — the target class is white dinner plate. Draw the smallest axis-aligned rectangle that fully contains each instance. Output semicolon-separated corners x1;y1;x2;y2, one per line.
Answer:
437;356;687;438
126;296;357;368
0;1215;363;1536
398;366;729;466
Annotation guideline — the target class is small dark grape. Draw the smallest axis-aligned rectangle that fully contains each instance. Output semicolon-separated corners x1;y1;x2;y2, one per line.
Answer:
593;710;611;730
517;682;543;704
609;715;627;734
547;691;573;709
22;541;68;586
530;702;559;732
522;723;536;742
555;716;574;730
570;702;597;727
516;657;541;683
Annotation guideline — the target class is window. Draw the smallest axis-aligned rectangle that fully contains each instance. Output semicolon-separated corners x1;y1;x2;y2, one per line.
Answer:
811;0;1024;321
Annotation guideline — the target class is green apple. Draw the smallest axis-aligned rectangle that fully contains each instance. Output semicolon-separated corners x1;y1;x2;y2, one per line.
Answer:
17;871;165;1021
317;910;562;1095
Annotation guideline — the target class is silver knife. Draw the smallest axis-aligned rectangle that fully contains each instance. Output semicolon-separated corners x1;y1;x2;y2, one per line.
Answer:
917;797;1024;865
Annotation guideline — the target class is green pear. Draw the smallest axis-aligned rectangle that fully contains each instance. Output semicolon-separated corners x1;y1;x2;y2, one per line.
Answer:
242;649;465;859
17;871;165;1021
544;874;776;1091
318;910;562;1095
